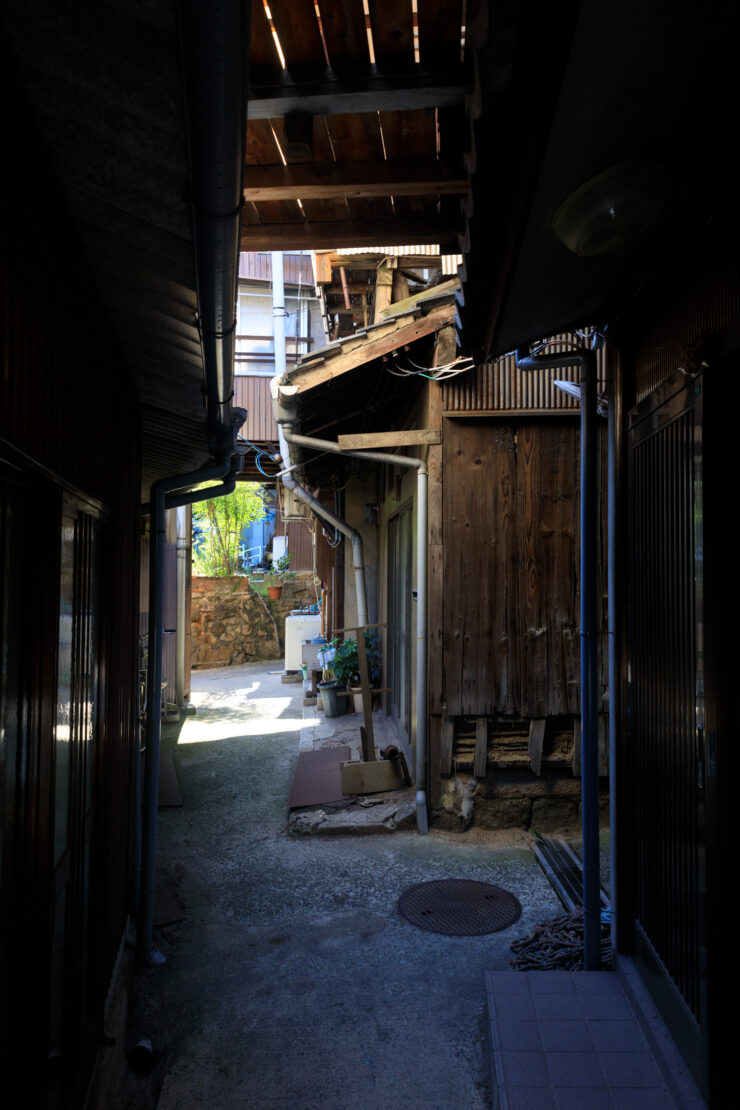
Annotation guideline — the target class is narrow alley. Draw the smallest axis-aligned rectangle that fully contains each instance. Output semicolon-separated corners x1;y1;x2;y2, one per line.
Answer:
120;661;562;1110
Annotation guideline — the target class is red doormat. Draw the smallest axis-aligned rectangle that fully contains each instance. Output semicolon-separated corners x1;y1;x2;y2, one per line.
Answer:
288;746;350;809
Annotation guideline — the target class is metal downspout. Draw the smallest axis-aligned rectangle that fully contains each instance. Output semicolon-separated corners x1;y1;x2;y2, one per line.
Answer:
278;423;429;834
138;457;232;965
516;343;602;968
607;346;621;953
175;508;189;710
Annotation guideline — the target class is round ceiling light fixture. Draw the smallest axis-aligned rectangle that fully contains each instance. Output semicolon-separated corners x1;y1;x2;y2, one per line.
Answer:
552;159;666;257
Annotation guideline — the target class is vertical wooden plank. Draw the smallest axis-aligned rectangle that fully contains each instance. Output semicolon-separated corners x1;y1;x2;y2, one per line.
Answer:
439;704;454;775
372;260;394;323
516;423;548;717
474;717;488;778
528;717;546;777
443;420;518;716
428;714;442;806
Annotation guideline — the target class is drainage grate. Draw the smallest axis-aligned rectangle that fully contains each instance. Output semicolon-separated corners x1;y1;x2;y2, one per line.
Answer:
398;879;522;936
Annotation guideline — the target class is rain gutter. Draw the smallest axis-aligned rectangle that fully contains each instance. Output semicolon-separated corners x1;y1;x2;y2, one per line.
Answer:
136;0;252;964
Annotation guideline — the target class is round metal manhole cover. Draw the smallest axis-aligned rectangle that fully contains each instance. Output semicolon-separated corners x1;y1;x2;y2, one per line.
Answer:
398;879;522;936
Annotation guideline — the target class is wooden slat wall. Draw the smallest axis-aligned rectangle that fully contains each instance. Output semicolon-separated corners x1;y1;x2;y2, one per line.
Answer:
442;420;583;717
3;74;141;1104
234;376;279;442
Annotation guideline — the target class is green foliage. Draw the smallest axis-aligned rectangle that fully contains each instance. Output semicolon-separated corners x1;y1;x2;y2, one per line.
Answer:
265;552;295;585
192;482;267;578
329;631;381;688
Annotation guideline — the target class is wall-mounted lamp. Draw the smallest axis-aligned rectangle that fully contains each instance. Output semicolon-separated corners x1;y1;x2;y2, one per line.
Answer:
552;160;666;257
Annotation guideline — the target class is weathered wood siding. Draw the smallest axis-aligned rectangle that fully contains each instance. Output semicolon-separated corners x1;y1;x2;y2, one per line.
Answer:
442;419;582;717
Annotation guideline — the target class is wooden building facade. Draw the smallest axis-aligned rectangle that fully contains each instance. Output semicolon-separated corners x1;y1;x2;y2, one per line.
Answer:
2;69;142;1109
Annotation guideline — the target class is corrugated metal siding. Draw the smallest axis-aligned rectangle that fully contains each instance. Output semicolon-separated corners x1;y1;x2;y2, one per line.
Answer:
442;341;607;412
239;251;313;286
635;255;740;401
234;376;278;442
273;514;314;571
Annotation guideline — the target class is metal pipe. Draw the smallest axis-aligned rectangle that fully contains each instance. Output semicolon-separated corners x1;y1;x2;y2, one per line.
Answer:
279;420;429;834
516;342;602;968
272;250;287;380
607;345;621;953
175;508;189;710
276;423;369;625
178;0;251;457
138;457;230;965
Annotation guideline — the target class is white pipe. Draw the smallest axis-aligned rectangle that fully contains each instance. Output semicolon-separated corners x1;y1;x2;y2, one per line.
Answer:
279;420;429;834
175;506;189;709
276;422;369;626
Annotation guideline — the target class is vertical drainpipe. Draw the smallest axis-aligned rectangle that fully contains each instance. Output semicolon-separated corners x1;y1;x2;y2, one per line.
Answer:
516;343;602;969
279;427;429;833
139;458;231;965
175;506;189;710
607;345;621;953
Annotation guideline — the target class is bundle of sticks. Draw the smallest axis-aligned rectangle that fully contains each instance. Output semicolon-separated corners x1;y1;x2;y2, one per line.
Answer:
509;908;612;971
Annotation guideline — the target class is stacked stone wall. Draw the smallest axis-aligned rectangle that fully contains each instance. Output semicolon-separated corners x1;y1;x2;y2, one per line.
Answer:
191;573;316;668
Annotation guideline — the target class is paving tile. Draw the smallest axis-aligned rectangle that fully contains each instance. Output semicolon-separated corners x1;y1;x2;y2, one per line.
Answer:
492;993;537;1020
504;1087;559;1110
533;993;585;1021
527;971;577;994
489;970;533;994
610;1088;677;1109
598;1052;664;1088
579;993;634;1021
497;1020;542;1051
502;1051;551;1088
539;1020;594;1052
554;1088;615;1110
587;1020;648;1053
547;1051;606;1088
573;972;624;996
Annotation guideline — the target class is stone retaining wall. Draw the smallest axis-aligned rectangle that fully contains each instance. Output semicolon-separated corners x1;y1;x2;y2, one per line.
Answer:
433;772;609;833
191;573;317;668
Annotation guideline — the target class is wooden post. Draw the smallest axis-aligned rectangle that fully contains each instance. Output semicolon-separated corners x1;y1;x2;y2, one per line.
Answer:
474;717;488;779
528;718;546;776
356;630;375;760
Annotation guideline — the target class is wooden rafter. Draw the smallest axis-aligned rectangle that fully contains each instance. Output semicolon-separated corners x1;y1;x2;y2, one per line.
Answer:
243;159;466;202
247;66;471;119
240;218;461;251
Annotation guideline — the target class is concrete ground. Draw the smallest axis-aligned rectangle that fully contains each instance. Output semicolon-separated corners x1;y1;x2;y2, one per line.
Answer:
121;661;562;1110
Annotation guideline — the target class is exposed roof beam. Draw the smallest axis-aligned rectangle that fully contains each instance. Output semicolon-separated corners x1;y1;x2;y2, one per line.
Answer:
240;218;461;252
243;160;466;202
247;66;471;119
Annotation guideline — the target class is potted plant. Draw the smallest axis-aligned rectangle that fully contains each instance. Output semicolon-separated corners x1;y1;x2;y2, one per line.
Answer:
265;552;294;599
329;632;381;712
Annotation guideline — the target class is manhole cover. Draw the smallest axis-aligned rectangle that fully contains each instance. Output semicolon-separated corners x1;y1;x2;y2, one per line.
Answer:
398;879;522;936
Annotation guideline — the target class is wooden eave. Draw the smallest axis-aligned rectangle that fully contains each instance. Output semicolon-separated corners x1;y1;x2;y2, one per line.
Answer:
289;299;456;394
